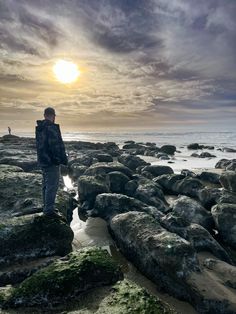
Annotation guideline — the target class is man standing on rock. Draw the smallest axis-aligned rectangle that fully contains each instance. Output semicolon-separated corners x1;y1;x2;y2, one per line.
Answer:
35;107;68;218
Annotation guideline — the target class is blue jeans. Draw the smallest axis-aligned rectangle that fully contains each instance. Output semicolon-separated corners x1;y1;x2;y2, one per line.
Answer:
42;165;60;215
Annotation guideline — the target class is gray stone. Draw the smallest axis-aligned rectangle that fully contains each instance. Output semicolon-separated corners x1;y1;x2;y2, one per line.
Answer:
78;175;109;207
84;162;133;178
106;171;130;194
160;145;176;155
171;195;214;230
118;154;149;170
220;171;236;192
141;165;174;177
212;203;236;249
0;214;74;267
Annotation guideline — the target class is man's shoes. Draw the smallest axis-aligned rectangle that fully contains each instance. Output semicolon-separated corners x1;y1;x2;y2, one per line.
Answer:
43;211;67;223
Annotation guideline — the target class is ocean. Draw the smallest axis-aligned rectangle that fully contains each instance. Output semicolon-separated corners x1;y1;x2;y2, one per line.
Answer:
14;131;236;148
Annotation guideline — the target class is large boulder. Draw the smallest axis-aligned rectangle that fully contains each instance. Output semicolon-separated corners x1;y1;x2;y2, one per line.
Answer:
171;195;214;230
160;213;231;263
211;203;236;250
185;224;231;263
84;162;133;178
1;134;20;141
0;214;74;266
110;212;236;313
2;248;122;308
141;165;174;177
109;211;199;298
196;171;220;185
217;189;236;205
160;145;176;155
154;174;204;198
92;193;164;221
133;178;168;212
226;161;236;171
118;154;149;170
96;153;113;162
69;164;88;180
78;175;109;207
95;279;177;314
196;187;222;209
68;154;93;167
215;159;229;169
124;179;139;196
220;171;236;193
106;171;130;194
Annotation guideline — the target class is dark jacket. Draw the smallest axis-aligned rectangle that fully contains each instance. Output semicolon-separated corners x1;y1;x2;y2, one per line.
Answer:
35;119;68;167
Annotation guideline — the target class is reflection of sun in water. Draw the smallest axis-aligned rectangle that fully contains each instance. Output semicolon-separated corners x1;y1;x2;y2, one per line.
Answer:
53;60;80;84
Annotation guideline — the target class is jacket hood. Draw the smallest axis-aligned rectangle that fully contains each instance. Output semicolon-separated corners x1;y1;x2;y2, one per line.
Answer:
36;119;54;131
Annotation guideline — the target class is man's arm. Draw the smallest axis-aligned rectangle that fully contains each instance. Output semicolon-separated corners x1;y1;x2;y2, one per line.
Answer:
47;125;67;165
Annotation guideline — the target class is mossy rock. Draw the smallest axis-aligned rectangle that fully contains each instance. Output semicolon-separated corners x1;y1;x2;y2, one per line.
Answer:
0;214;74;266
98;279;177;314
3;248;122;308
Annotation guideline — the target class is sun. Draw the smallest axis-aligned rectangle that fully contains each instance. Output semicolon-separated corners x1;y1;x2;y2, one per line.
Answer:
53;60;80;84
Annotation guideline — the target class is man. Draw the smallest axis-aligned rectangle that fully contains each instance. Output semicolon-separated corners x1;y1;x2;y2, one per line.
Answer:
35;107;68;218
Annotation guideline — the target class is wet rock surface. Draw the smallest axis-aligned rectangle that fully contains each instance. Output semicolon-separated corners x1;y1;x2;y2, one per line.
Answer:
1;248;122;308
118;153;149;170
220;171;236;193
0;215;74;267
170;195;214;230
109;211;199;296
84;161;133;178
212;203;236;250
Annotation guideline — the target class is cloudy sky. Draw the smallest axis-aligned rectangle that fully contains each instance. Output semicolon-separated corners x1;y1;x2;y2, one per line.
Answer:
0;0;236;132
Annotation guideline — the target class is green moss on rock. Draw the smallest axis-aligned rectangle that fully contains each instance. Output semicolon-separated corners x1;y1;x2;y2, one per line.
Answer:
5;248;122;308
105;280;177;314
0;215;74;266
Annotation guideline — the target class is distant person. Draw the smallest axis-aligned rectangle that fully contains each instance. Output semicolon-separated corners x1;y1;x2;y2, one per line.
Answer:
8;126;11;135
35;107;68;218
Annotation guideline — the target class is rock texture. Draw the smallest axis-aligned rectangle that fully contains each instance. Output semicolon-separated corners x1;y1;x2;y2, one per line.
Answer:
2;248;122;308
0;215;74;267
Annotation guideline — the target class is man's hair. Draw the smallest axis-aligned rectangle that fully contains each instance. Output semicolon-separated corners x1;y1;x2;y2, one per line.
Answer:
44;107;56;116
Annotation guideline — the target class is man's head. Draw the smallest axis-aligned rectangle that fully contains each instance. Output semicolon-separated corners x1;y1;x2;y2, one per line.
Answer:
44;107;56;123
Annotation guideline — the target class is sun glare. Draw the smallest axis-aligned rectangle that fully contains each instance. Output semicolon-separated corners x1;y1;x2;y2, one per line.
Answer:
53;60;80;84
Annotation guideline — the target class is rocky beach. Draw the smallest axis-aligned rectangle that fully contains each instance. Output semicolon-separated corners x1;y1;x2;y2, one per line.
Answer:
0;133;236;314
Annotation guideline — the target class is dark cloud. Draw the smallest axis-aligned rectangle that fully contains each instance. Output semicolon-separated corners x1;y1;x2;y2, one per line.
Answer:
0;2;63;56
